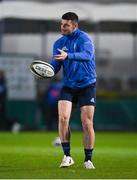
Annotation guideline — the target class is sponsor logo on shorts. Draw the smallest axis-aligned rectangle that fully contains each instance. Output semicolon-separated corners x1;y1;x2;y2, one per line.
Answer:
90;98;95;103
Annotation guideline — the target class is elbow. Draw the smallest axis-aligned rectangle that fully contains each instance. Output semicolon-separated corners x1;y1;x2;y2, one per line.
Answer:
83;52;92;61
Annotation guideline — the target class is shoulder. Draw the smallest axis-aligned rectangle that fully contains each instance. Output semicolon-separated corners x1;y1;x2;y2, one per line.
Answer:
78;30;93;43
53;36;66;47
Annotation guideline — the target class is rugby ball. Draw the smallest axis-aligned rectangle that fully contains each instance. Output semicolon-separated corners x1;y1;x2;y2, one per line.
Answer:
30;60;55;78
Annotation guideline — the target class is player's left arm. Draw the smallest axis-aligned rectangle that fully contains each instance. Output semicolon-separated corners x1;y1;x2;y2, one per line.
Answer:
68;35;95;61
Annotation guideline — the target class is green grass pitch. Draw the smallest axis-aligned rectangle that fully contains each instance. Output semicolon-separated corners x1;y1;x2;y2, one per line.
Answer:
0;132;137;179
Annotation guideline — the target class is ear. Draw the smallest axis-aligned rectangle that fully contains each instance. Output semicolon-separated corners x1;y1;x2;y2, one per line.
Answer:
73;22;78;29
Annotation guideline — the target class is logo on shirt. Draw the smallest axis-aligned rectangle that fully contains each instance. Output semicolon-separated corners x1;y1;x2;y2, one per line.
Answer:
62;46;68;51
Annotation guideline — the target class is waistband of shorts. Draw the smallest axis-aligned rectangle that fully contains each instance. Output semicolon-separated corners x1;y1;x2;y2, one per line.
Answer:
63;82;96;91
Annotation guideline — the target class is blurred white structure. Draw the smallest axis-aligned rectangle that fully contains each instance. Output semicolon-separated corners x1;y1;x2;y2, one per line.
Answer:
0;1;136;22
0;1;136;59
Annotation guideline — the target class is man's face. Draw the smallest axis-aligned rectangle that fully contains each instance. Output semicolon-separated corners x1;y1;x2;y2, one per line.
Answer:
61;19;77;35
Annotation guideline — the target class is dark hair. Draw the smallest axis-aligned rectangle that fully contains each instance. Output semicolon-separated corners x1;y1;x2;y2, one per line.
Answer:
62;12;79;23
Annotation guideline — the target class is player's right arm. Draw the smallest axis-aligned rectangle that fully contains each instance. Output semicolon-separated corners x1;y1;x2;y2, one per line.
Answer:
50;41;62;74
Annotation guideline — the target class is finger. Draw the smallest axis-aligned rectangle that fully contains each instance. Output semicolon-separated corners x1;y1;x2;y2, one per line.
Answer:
54;57;62;60
54;57;63;60
57;48;64;53
54;54;61;57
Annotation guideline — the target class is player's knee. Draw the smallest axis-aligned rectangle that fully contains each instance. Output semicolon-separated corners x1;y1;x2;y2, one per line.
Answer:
59;115;68;125
82;119;94;130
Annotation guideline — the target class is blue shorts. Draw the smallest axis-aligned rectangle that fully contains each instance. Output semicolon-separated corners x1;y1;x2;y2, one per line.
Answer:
59;83;96;107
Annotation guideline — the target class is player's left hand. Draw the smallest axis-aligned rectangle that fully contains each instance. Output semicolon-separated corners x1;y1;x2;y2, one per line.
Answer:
54;49;68;61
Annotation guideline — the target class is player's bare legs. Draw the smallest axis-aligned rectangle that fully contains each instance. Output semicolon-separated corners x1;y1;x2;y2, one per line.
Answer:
58;100;72;142
58;100;74;167
81;105;95;169
81;105;95;148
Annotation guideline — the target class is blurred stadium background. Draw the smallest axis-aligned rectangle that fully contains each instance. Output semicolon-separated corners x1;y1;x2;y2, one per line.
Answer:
0;0;137;131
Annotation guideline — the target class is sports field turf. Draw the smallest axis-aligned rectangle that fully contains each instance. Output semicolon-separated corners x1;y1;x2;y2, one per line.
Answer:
0;132;137;179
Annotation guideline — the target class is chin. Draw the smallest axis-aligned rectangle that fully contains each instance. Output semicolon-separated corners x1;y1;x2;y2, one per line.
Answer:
62;32;70;36
62;32;67;35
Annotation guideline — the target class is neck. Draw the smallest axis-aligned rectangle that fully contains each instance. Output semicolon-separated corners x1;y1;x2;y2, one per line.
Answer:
66;28;79;38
